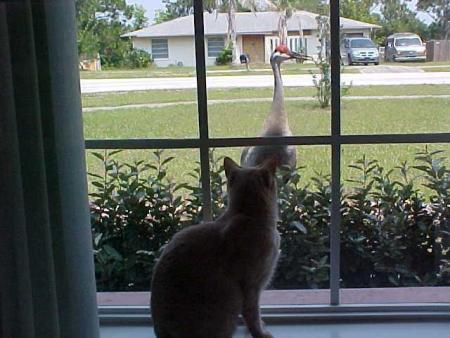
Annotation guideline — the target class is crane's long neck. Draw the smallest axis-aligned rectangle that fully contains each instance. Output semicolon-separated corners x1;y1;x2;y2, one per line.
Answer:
263;61;289;135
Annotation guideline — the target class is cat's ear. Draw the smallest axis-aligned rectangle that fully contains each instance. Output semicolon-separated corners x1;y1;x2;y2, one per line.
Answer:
223;157;240;178
261;155;278;176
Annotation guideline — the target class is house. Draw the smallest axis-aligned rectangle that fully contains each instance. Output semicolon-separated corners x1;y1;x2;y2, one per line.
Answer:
122;11;380;67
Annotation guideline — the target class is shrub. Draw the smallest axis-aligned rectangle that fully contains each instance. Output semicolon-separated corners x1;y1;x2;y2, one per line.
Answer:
311;16;352;108
124;49;152;68
89;150;186;291
88;148;449;291
215;46;233;65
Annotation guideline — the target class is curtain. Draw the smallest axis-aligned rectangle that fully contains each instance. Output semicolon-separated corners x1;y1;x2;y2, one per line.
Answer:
0;1;99;338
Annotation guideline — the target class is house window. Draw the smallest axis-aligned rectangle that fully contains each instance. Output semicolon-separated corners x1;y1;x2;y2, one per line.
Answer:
207;37;225;57
152;38;168;59
85;0;450;310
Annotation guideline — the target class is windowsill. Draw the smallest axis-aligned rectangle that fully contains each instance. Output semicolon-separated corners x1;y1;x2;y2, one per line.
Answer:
100;321;450;338
98;287;450;307
97;287;450;326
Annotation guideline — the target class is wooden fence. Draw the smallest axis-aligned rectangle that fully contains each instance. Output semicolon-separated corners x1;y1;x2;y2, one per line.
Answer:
426;40;450;62
79;53;102;71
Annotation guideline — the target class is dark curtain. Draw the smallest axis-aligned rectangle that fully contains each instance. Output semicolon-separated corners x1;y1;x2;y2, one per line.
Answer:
0;1;99;338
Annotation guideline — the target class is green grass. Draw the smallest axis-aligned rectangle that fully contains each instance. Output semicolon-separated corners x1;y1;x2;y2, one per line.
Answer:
79;62;340;79
79;61;450;79
84;97;450;188
80;66;196;79
423;67;450;72
82;84;450;108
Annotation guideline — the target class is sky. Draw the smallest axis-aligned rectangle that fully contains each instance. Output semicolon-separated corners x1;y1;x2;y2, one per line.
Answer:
127;0;433;26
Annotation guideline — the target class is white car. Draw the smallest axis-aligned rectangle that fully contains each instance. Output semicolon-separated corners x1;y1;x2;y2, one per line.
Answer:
385;33;426;62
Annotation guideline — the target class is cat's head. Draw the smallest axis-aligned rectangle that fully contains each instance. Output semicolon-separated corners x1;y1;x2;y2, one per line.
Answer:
223;156;278;215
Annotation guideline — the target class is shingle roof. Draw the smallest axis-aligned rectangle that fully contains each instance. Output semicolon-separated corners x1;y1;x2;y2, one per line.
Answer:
122;11;381;38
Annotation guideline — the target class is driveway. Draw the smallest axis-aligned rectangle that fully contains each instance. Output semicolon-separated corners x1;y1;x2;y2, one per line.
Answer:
358;65;425;74
80;72;450;93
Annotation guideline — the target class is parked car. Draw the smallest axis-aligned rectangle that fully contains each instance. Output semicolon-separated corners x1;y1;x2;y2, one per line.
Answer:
384;33;426;62
340;37;380;66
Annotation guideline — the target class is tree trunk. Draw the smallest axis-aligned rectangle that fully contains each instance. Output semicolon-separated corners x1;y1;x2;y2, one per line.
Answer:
227;0;239;64
278;11;288;45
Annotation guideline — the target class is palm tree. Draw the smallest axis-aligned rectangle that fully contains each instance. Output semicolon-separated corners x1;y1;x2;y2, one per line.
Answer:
272;0;293;45
215;0;273;63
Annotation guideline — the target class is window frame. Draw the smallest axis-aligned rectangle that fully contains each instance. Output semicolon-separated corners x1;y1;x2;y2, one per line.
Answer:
151;38;169;60
207;36;225;58
86;0;450;309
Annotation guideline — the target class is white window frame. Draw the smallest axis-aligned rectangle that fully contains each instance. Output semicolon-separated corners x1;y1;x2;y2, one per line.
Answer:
151;38;168;60
207;36;225;58
87;0;450;321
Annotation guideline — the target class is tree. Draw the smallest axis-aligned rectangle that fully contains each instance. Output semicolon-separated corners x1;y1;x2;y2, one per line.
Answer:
268;0;330;46
214;0;273;63
290;0;328;14
129;4;148;30
268;0;293;45
76;0;148;67
154;0;217;24
339;0;380;24
416;0;450;39
375;0;429;43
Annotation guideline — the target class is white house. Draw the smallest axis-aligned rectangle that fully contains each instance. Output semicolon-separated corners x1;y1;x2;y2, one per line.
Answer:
122;11;380;67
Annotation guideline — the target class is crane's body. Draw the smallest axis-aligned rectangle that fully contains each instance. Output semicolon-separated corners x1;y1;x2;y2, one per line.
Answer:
241;45;308;174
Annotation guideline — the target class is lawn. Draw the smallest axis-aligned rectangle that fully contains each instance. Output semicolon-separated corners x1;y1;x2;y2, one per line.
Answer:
80;61;450;80
424;67;450;73
83;89;450;190
79;62;358;79
82;84;450;108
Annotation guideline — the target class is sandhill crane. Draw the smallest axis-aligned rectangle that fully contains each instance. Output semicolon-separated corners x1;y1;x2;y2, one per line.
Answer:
241;44;309;177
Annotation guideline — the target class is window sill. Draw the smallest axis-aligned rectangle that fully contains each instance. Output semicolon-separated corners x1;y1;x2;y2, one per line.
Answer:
98;287;450;307
97;287;450;325
100;321;450;338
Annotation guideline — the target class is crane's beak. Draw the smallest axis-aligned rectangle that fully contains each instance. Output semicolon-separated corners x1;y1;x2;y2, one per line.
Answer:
289;51;311;61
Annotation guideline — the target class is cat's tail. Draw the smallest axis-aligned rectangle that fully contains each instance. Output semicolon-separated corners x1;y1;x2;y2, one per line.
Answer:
154;325;174;338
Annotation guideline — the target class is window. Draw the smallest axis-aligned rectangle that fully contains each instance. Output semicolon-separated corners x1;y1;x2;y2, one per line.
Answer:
350;38;376;48
395;37;422;47
151;38;168;59
207;37;225;57
85;0;450;310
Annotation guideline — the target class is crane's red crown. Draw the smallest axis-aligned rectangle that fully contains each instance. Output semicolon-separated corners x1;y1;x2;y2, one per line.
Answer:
274;44;290;54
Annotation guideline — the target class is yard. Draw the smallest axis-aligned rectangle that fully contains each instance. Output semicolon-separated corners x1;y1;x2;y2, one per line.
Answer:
83;84;450;190
79;61;450;79
80;62;360;79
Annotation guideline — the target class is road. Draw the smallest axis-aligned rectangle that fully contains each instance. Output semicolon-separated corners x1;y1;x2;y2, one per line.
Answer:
80;71;450;93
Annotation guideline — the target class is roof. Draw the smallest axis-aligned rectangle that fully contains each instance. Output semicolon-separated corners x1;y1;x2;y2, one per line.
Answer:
122;11;381;38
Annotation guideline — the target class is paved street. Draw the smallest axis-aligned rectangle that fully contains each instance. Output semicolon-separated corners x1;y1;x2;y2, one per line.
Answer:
80;71;450;93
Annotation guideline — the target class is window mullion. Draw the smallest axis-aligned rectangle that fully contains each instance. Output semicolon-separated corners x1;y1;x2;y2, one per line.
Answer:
194;0;213;222
330;0;342;306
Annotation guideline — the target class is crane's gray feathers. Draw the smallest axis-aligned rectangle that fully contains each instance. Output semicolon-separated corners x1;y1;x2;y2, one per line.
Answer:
240;45;300;176
241;144;296;171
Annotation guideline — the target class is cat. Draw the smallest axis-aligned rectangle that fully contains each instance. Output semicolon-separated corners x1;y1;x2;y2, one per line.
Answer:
151;156;280;338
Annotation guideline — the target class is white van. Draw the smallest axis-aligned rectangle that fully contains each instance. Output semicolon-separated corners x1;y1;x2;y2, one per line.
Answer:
384;33;426;62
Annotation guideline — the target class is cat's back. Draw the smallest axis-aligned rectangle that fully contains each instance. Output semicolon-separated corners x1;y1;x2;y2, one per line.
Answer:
151;220;242;338
151;221;225;291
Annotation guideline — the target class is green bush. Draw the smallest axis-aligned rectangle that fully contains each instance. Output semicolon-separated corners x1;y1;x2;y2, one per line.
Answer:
88;149;449;291
124;49;152;68
215;46;233;66
89;150;184;291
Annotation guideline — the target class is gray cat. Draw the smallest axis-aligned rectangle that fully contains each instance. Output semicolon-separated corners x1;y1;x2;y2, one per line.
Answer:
151;156;280;338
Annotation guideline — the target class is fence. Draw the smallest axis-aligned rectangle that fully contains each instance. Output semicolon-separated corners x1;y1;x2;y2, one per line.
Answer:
426;40;450;62
79;53;102;71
